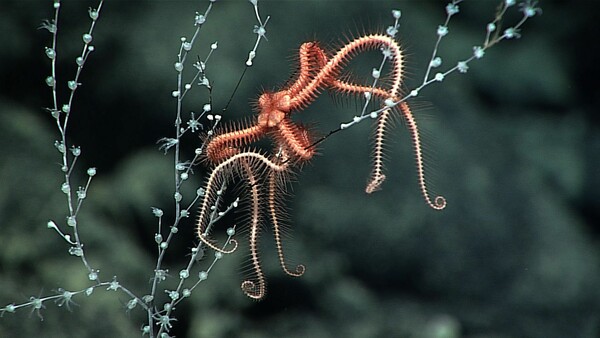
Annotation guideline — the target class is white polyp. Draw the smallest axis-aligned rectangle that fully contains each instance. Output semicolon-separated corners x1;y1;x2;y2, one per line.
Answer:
437;25;449;37
198;271;208;281
430;56;442;68
246;51;256;66
82;33;92;44
371;68;381;79
127;298;138;310
195;14;206;25
61;182;70;194
71;146;81;156
386;26;398;37
45;76;55;87
45;47;56;59
473;46;485;59
88;270;99;281
152;207;164;217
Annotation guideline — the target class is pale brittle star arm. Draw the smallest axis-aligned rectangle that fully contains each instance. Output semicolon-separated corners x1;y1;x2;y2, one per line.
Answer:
196;151;290;299
267;150;305;278
239;160;267;300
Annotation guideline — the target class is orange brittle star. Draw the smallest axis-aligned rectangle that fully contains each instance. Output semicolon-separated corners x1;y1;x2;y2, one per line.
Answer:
196;33;445;299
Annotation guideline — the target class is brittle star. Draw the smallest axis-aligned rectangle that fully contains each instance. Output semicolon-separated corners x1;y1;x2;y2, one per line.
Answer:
197;33;445;299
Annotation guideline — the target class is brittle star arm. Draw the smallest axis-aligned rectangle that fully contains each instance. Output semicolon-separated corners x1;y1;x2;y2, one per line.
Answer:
196;151;290;299
267;149;305;277
285;41;328;100
196;162;240;254
288;34;404;111
239;160;267;300
401;101;446;209
205;120;265;163
342;78;446;209
369;102;447;209
304;34;444;209
272;118;315;161
281;34;442;205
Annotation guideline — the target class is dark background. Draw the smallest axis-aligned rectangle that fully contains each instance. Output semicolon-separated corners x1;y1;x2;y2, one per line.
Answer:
1;0;599;337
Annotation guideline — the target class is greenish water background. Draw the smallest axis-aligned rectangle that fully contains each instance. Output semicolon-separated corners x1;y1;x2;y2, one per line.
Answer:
1;1;598;337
